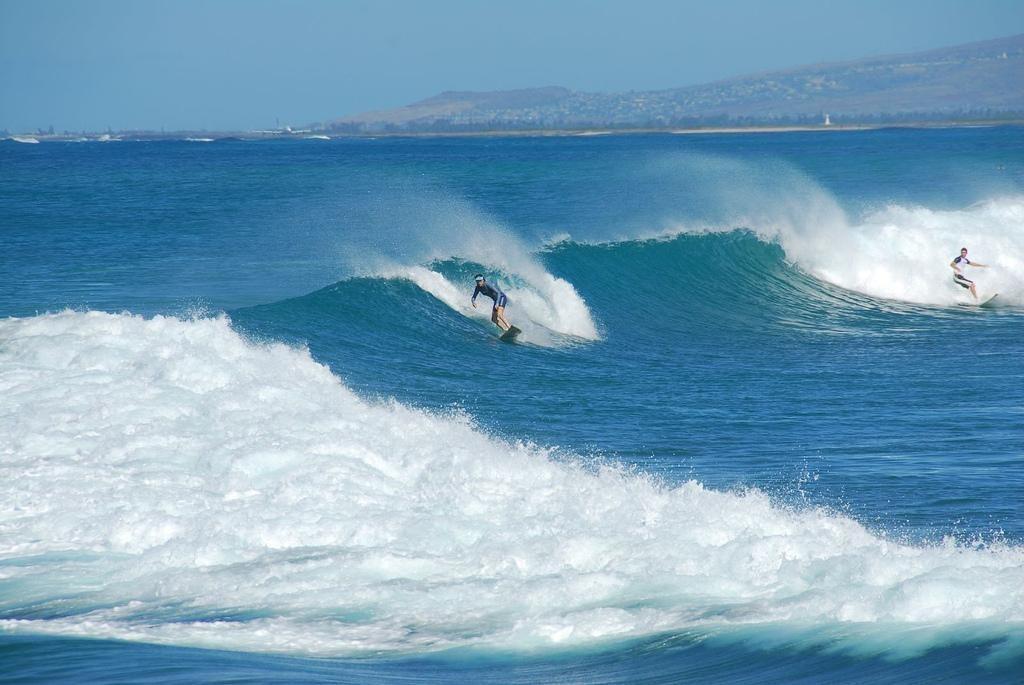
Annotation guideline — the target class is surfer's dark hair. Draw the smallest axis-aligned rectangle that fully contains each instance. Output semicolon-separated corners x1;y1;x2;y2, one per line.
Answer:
474;274;484;280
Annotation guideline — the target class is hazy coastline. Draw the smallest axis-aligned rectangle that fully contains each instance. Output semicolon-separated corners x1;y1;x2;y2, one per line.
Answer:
7;118;1023;144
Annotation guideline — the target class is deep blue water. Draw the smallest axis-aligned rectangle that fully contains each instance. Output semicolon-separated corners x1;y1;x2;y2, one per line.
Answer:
1;128;1022;683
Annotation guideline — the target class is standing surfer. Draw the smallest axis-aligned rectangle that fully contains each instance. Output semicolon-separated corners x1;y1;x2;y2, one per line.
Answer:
950;247;987;300
471;274;513;332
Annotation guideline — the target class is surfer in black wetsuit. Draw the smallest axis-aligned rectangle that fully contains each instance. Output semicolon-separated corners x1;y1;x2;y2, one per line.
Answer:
471;274;512;332
950;247;987;300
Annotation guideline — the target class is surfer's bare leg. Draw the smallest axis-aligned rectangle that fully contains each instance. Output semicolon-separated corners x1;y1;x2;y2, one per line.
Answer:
492;306;511;331
970;283;978;299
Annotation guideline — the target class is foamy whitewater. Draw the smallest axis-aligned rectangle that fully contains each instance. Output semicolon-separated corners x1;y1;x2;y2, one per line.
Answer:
362;190;601;343
755;197;1024;306
602;155;1024;307
2;127;1023;682
1;312;1021;659
383;265;599;345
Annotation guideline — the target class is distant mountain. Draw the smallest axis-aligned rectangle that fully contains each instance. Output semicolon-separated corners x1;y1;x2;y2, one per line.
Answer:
327;34;1024;132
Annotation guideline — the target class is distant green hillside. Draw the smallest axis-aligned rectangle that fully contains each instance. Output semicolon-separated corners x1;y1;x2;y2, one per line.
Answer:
328;34;1024;132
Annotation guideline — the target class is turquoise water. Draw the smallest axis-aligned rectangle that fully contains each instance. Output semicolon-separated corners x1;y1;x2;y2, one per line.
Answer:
1;128;1022;682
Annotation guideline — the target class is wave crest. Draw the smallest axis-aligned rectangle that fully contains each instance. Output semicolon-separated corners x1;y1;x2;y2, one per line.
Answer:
640;156;1024;307
381;264;599;344
1;311;1022;658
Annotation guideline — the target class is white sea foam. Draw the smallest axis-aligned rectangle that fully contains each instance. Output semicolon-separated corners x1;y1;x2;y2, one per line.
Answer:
381;265;598;345
347;188;599;342
0;311;1021;658
634;155;1024;307
762;197;1024;306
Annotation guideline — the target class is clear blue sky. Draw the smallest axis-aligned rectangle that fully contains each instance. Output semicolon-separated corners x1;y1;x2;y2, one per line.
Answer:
2;0;1022;132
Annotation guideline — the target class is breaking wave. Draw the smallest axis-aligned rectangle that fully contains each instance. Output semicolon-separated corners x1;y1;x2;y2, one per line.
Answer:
1;311;1021;659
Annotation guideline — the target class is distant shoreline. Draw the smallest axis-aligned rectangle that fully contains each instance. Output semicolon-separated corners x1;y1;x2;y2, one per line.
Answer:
349;120;1024;138
6;119;1023;143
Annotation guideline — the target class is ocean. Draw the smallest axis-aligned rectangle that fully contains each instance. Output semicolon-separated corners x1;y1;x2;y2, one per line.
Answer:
1;127;1022;683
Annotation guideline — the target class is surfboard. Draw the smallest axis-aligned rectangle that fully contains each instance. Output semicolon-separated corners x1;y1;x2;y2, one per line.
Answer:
499;325;522;342
979;293;999;308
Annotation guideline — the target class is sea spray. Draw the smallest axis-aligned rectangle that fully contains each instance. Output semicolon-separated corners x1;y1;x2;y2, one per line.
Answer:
1;311;1021;658
569;153;1023;306
379;264;599;344
338;188;600;340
